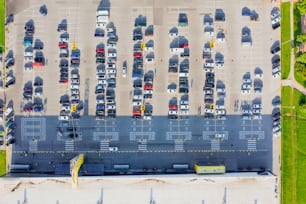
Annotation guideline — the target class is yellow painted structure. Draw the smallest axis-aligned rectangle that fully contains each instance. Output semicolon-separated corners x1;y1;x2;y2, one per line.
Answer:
70;154;84;188
194;164;225;174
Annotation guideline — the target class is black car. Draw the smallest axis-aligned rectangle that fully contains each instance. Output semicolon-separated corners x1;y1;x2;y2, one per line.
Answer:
59;59;69;68
60;67;68;74
96;58;105;64
39;5;48;16
96;52;105;58
5;14;14;25
68;133;79;138
133;79;142;88
215;9;225;21
33;80;43;86
272;22;280;30
34;39;44;50
270;42;280;54
5;58;15;69
60;73;68;78
23;92;32;100
57;19;67;32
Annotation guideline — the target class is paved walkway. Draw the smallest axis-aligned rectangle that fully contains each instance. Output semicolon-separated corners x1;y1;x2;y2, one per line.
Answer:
281;0;306;95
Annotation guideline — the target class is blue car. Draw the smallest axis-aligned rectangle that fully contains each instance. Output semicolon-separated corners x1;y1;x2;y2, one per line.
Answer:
96;104;105;111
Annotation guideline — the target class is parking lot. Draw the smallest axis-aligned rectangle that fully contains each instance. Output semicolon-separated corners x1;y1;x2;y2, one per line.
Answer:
2;0;280;174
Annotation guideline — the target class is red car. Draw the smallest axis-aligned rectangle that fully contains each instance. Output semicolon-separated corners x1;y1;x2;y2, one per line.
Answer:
133;52;142;58
168;105;178;110
133;109;141;115
59;79;68;84
179;42;188;48
144;84;153;90
96;48;105;53
32;62;44;67
58;42;68;48
23;106;33;112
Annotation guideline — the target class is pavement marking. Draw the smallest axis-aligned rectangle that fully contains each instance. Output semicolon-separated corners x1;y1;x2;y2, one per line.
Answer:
29;140;38;152
100;140;110;151
247;139;257;150
174;139;184;151
211;139;220;150
64;140;75;151
138;139;148;151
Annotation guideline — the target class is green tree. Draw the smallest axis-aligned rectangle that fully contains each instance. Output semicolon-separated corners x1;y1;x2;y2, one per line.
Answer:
299;94;306;106
296;53;306;63
296;33;306;44
297;0;306;14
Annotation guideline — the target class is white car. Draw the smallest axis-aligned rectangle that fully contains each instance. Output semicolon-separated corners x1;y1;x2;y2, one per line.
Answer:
241;89;251;94
273;130;281;137
253;108;262;114
168;110;178;115
242;84;251;90
215;109;226;115
255;73;263;79
108;147;118;152
272;71;281;78
71;79;80;84
70;84;79;89
252;104;262;109
273;125;281;132
108;52;117;58
98;79;107;84
272;16;281;25
106;68;117;74
180;104;189;110
132;100;142;106
243;79;252;83
107;104;116;110
204;68;214;73
107;63;116;69
107;43;117;49
96;98;104;104
71;89;80;95
144;90;153;94
215;104;225;109
71;94;80;100
204;108;214;114
272;66;280;74
58;115;69;121
216;88;225;93
61;105;70;111
242;109;252;114
122;67;127;77
71;74;79;79
204;62;214;68
108;73;116;78
5;107;13;116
